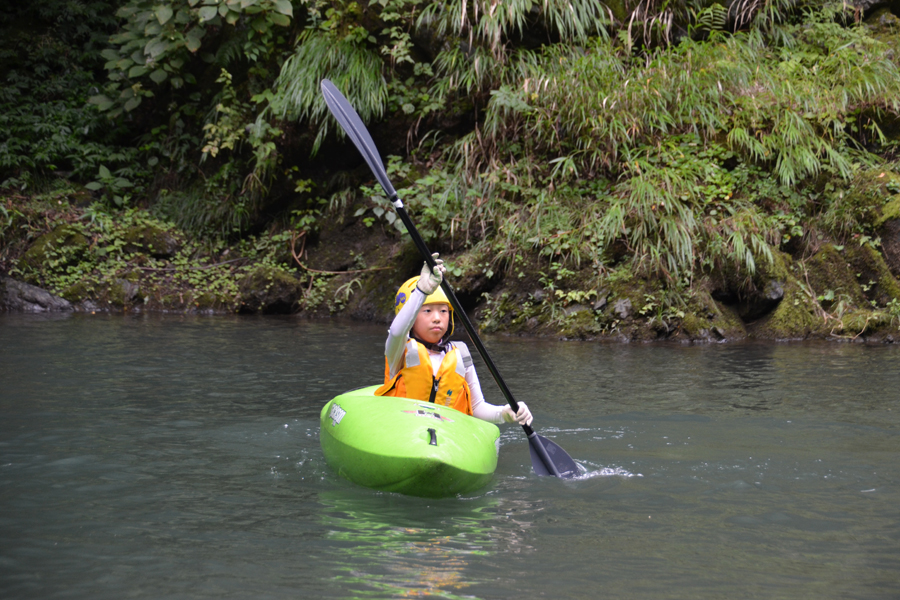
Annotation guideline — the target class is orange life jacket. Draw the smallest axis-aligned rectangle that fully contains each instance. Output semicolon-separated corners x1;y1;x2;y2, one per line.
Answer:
374;339;474;415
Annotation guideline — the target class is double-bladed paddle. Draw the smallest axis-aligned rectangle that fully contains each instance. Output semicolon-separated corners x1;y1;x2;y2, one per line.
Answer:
320;79;578;478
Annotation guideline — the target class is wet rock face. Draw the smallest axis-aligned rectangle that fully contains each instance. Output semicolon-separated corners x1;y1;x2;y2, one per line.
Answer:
0;277;72;312
238;266;304;314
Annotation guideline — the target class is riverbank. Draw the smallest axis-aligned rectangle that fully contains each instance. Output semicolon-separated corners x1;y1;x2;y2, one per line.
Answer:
5;5;900;343
4;192;900;344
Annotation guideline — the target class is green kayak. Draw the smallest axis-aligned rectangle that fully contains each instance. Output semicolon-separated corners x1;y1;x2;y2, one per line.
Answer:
319;386;500;497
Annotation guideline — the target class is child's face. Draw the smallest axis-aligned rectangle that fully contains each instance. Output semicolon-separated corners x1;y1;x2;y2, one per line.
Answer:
412;302;450;344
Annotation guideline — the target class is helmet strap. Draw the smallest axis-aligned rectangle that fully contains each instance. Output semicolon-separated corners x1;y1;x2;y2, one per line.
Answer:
412;335;451;354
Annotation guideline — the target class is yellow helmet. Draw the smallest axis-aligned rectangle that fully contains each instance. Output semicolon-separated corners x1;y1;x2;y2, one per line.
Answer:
394;276;452;314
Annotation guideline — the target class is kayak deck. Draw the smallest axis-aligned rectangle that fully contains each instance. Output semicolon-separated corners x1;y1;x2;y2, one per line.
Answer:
319;386;500;497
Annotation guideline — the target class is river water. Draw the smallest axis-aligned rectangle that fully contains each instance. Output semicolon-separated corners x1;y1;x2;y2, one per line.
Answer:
1;313;898;599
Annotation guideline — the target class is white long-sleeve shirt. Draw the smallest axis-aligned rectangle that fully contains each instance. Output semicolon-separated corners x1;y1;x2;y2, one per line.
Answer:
385;287;507;424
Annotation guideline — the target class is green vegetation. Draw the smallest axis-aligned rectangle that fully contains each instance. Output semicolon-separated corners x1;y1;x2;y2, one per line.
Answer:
4;0;900;340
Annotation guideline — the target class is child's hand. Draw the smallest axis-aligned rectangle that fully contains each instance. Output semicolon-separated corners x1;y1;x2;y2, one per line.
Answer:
502;402;533;426
416;253;445;294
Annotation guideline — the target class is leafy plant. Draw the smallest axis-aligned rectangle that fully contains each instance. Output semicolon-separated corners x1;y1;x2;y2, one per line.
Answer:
85;166;135;207
0;1;124;187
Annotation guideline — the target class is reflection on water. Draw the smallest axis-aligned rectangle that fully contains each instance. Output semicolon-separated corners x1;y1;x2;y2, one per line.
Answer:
319;492;506;598
2;314;899;600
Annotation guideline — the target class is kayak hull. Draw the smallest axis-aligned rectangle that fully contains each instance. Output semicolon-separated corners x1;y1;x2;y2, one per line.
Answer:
319;386;500;497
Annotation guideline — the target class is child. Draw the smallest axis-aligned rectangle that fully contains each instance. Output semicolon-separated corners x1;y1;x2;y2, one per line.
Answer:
374;254;532;426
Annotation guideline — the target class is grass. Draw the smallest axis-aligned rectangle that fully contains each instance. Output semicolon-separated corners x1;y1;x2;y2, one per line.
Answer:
389;7;900;289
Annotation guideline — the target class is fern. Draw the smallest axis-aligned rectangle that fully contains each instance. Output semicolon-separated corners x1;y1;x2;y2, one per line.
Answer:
270;30;387;153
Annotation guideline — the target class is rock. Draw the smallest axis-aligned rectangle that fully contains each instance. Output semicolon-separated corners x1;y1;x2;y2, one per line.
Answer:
238;266;304;314
881;217;900;277
732;279;785;321
708;249;823;340
804;244;867;309
123;225;181;258
742;251;823;340
22;224;89;270
678;285;747;342
844;243;900;307
613;298;632;319
0;277;72;312
878;193;900;278
560;307;603;339
863;4;898;28
749;289;822;340
110;279;140;306
763;280;784;302
79;299;100;312
61;280;94;303
564;303;590;316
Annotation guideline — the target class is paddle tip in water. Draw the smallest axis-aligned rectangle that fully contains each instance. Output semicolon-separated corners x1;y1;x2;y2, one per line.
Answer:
529;433;579;478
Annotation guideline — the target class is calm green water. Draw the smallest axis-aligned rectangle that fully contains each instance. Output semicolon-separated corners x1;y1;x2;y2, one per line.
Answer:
1;313;898;599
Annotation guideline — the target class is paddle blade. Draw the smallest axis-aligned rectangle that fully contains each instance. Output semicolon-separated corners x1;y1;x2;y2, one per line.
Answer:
320;79;397;199
529;434;579;478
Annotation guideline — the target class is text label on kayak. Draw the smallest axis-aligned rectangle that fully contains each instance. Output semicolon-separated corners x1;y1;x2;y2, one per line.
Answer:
329;403;346;427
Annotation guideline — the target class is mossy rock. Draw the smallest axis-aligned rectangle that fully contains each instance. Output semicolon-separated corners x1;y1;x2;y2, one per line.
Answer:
678;285;746;342
238;265;304;314
749;280;824;340
192;291;236;312
343;271;395;322
844;243;900;307
61;280;95;303
123;224;181;258
159;293;180;308
704;247;787;323
558;307;604;339
22;224;89;270
827;169;900;235
304;217;399;273
477;290;536;334
826;307;896;341
752;248;792;285
744;251;825;340
877;195;900;278
874;194;900;230
804;244;867;309
109;278;140;307
865;9;900;75
601;274;654;320
445;244;499;299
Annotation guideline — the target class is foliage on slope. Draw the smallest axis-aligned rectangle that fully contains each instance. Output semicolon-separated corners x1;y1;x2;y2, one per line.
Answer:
4;1;900;340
